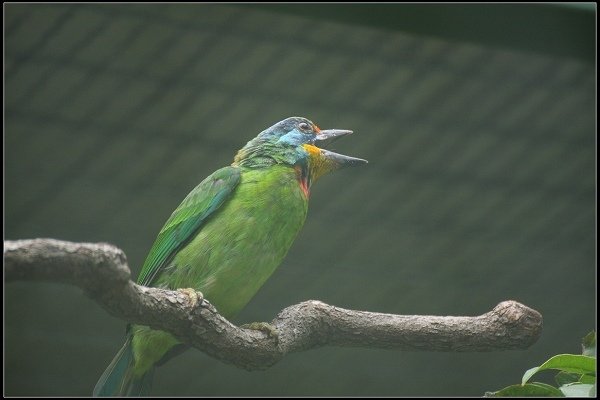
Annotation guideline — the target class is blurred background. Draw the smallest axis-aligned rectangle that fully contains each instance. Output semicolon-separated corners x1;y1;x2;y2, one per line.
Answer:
4;3;596;396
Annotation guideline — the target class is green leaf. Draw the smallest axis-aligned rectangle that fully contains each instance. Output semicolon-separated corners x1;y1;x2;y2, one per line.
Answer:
582;331;596;358
579;375;596;385
529;382;568;396
522;355;596;384
555;371;580;386
486;382;564;397
522;366;540;385
559;383;595;397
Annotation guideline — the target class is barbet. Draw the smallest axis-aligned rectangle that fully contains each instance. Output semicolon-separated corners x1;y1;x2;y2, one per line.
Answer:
93;117;367;396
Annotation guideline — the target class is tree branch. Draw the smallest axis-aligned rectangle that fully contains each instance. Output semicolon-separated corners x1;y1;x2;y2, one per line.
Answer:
4;238;543;370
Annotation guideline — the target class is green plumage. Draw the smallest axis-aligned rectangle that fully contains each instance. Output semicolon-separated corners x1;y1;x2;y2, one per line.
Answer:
94;117;366;396
130;165;308;376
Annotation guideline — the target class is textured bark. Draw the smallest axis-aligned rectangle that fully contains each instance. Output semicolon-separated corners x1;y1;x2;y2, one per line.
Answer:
4;238;543;370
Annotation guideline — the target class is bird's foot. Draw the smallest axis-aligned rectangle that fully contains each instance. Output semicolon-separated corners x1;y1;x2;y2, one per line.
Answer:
241;321;279;339
177;288;203;308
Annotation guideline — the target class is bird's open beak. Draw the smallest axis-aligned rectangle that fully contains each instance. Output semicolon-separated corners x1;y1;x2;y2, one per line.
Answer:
313;128;368;168
303;128;367;182
317;148;368;168
315;128;354;142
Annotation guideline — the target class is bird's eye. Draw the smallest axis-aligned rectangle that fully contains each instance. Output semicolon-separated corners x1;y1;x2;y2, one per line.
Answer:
298;122;311;132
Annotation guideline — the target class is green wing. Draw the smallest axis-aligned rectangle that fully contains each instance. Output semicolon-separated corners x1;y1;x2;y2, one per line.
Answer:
136;166;241;287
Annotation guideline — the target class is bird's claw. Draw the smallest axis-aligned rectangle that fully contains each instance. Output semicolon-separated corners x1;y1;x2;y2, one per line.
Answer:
240;321;279;339
177;288;203;308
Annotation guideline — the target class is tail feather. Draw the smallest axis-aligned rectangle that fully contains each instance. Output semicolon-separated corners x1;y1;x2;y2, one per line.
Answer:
93;337;154;397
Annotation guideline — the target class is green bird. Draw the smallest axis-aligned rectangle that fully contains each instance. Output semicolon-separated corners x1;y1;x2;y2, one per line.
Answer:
93;117;367;396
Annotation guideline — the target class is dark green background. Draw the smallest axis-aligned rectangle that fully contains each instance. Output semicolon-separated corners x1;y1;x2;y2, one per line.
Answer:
5;4;596;396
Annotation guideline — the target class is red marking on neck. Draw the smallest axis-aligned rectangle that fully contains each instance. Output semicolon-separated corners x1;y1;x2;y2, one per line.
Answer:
295;165;310;198
299;176;310;198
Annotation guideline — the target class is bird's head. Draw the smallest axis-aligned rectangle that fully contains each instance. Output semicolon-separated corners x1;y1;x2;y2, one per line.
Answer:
233;117;367;195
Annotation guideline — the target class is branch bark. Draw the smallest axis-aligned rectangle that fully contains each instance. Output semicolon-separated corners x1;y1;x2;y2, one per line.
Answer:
4;238;543;370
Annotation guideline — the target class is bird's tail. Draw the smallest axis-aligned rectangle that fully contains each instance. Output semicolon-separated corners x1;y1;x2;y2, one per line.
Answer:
93;337;154;397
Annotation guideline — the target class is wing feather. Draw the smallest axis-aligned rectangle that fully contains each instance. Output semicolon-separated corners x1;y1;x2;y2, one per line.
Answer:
136;166;241;286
